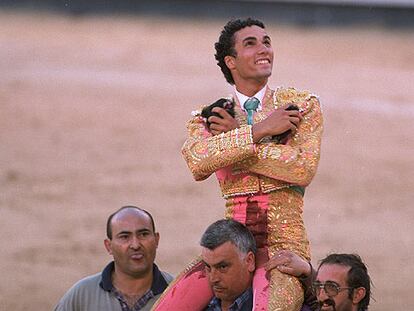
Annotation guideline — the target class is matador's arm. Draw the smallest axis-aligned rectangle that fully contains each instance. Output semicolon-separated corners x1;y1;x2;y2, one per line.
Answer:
242;95;323;186
181;113;256;181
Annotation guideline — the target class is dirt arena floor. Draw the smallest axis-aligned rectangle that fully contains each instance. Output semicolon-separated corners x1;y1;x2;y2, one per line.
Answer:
1;10;413;310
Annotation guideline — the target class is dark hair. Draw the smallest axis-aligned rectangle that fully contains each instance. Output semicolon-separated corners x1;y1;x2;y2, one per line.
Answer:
106;205;155;239
200;219;256;255
318;254;371;311
214;18;265;85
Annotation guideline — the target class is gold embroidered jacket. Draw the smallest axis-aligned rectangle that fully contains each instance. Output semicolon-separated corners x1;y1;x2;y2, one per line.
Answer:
182;87;323;198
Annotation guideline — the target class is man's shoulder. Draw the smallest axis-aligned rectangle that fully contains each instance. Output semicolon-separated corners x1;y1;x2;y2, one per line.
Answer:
54;271;118;311
61;271;102;297
272;86;321;113
73;272;102;287
273;86;319;103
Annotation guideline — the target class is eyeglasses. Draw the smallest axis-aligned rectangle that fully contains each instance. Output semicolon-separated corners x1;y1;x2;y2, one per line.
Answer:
312;282;353;297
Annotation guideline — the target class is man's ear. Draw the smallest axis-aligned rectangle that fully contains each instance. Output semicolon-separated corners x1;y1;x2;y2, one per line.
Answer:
155;232;160;248
224;55;236;70
246;251;256;273
104;239;112;255
352;287;366;305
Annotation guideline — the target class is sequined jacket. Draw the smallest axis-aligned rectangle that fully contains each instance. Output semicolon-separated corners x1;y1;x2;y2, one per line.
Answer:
181;87;323;198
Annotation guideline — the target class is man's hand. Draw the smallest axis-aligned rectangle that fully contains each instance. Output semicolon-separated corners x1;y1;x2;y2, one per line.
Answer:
265;250;311;278
252;104;302;143
208;107;239;136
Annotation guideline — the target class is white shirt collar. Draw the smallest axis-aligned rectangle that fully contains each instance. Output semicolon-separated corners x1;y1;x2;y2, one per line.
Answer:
234;85;267;112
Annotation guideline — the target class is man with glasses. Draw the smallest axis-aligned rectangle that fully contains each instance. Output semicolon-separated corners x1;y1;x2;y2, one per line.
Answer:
313;254;371;311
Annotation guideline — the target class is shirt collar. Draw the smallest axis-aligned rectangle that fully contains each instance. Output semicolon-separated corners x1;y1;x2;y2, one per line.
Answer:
151;262;169;295
100;261;115;291
99;261;168;295
234;85;267;112
207;287;253;311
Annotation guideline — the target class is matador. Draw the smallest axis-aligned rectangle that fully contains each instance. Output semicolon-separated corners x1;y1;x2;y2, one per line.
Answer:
153;18;323;311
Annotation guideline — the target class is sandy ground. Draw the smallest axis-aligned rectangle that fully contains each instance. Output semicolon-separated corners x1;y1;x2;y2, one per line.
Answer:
1;10;413;311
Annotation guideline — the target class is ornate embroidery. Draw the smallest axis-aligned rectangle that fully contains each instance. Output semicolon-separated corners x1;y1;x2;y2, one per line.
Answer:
223;189;309;311
182;120;255;181
182;86;323;193
179;87;321;311
268;270;304;311
220;175;260;198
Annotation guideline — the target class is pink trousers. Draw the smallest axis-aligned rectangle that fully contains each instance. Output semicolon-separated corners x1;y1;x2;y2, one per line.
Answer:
152;192;307;311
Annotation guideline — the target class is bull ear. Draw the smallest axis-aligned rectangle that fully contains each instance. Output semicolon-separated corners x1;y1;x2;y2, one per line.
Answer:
352;287;366;305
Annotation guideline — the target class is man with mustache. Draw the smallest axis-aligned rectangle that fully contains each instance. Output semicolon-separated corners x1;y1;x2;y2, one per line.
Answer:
54;206;173;311
313;254;371;311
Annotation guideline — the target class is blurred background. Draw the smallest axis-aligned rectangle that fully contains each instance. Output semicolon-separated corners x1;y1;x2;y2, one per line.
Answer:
1;1;413;310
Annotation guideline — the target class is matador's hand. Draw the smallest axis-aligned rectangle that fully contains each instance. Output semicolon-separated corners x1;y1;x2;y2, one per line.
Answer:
252;104;302;143
208;107;239;136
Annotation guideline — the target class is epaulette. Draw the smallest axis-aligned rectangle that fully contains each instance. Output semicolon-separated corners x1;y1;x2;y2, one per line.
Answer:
273;86;319;112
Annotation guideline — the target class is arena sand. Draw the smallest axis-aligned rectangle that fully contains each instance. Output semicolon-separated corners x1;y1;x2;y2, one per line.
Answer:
1;10;413;310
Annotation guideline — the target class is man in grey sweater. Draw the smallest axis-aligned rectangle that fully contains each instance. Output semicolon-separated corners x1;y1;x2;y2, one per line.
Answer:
54;206;173;311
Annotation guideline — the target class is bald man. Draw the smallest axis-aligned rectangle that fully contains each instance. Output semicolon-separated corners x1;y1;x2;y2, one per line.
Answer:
54;206;173;311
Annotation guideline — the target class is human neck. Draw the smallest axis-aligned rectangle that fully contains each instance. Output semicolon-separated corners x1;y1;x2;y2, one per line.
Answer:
221;300;232;311
234;79;267;97
220;285;252;311
112;267;153;297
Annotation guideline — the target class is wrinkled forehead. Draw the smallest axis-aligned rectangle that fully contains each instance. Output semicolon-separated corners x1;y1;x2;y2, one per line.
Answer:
201;242;242;265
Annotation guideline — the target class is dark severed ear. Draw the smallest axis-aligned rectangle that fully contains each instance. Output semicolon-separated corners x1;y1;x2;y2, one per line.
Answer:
201;98;235;128
271;104;299;143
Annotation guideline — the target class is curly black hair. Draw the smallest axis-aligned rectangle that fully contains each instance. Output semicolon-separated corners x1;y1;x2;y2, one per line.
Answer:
214;18;265;85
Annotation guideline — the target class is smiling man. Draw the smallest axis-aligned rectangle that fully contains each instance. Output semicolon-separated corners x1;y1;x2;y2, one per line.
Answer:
313;254;371;311
177;17;323;311
54;206;173;311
